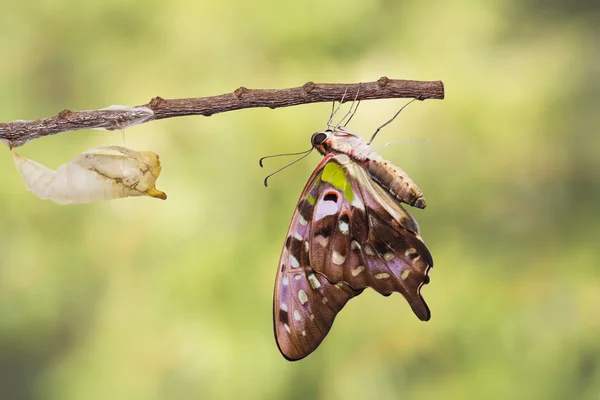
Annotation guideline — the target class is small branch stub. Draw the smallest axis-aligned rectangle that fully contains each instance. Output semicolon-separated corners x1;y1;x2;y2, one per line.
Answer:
0;77;444;148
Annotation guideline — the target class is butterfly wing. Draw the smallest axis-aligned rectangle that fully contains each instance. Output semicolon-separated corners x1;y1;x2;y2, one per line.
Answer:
309;155;433;320
274;154;433;360
274;154;363;361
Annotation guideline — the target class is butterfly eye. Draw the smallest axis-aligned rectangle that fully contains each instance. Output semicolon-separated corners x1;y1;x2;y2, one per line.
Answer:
311;132;329;146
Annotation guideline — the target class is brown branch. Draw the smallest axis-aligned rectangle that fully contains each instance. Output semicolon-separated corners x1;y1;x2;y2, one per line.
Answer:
0;77;444;148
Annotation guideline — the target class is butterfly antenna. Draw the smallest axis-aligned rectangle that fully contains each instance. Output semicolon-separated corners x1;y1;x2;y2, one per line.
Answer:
327;87;349;129
373;138;430;152
337;84;361;129
263;148;314;187
259;148;313;167
368;97;421;145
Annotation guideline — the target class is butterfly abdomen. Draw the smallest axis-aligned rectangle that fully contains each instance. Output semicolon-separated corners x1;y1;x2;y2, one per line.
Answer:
365;159;426;209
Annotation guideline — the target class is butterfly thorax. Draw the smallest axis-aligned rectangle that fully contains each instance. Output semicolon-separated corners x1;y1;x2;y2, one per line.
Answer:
311;127;426;209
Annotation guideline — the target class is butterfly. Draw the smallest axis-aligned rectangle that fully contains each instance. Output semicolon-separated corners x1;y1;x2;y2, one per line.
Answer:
272;103;433;361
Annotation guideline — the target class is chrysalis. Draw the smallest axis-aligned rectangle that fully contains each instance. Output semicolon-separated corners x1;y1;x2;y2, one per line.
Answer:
11;146;167;204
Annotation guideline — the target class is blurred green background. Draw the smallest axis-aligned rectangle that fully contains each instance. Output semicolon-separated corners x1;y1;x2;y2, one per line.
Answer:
1;1;599;399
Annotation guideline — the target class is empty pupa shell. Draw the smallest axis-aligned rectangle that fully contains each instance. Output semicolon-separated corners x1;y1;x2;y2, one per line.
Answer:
11;146;167;204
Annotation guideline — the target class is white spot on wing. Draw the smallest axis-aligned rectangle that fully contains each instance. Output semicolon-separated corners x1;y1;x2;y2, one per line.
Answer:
315;198;339;220
284;324;291;333
289;255;300;268
351;240;362;251
308;273;321;289
294;274;302;280
401;270;410;280
383;253;395;261
298;290;308;304
298;215;308;226
282;276;289;286
351;265;365;276
280;303;288;312
294;231;303;241
332;251;346;265
302;330;306;336
365;245;375;256
294;310;302;321
405;248;417;257
338;220;349;235
375;273;390;279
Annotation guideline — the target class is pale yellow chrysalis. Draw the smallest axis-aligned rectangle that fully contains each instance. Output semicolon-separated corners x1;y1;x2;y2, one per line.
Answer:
11;146;167;204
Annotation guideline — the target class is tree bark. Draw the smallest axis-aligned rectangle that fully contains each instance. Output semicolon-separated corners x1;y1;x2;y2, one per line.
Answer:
0;77;444;148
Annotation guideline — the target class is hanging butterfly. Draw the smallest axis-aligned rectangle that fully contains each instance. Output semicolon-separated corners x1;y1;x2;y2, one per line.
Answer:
268;97;433;361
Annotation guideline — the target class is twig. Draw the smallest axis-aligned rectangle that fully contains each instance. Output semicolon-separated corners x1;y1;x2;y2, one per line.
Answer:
0;77;444;148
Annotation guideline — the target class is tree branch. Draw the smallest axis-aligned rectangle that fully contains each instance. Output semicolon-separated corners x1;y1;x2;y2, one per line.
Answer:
0;77;444;148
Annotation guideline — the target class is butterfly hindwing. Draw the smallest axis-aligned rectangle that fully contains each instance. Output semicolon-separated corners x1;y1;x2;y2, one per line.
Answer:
309;155;433;320
350;161;433;320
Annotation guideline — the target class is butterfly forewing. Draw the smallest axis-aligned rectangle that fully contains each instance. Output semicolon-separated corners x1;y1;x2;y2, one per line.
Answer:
274;269;361;361
274;155;363;361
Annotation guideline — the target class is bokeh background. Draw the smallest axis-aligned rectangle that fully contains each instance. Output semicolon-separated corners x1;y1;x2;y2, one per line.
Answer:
1;1;599;399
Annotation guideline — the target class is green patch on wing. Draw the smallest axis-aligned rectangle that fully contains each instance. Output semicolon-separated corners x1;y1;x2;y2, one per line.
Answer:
322;161;354;203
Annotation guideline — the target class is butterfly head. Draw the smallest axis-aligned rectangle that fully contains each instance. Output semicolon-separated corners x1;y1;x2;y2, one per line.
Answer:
311;127;369;158
310;130;332;155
